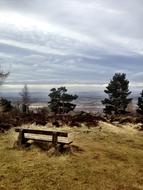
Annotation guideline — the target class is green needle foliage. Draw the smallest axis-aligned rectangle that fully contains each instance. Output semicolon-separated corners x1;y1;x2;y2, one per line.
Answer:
137;90;143;114
0;97;12;112
102;73;132;115
48;86;78;114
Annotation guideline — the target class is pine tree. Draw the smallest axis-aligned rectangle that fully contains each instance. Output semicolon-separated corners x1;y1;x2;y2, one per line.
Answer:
48;87;78;114
137;90;143;114
0;98;12;112
102;73;132;115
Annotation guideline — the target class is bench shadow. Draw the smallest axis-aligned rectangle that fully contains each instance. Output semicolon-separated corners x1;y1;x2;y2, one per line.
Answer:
70;145;84;153
33;141;53;150
33;141;71;156
21;141;84;156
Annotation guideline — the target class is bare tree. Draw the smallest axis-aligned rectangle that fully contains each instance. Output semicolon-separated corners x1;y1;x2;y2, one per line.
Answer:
0;65;9;96
0;66;10;112
19;84;30;113
0;65;9;86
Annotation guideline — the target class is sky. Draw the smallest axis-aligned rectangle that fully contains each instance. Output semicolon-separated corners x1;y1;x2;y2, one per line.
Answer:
0;0;143;92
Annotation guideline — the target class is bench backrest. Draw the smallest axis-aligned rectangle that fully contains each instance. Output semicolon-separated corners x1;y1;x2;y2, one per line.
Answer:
15;128;68;137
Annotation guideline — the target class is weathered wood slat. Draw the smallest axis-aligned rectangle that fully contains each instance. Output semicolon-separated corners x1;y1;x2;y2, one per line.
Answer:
24;137;72;145
15;128;68;137
15;127;72;147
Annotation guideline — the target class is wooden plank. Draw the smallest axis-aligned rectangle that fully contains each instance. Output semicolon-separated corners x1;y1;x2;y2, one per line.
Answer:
24;137;72;145
15;128;68;137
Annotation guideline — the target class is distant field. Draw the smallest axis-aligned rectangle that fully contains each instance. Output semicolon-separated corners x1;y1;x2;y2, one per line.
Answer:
0;122;143;190
2;90;139;113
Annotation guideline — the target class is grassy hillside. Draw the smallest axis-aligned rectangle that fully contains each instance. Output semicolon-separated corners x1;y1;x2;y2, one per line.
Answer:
0;122;143;190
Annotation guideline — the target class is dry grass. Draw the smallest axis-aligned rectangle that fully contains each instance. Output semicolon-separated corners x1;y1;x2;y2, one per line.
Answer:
0;122;143;190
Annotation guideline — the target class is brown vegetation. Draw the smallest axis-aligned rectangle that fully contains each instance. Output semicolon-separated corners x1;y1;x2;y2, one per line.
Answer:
0;111;101;132
109;114;143;124
0;110;143;133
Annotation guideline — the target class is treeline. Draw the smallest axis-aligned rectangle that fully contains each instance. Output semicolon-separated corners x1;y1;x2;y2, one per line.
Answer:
18;73;143;116
0;71;143;132
0;73;143;116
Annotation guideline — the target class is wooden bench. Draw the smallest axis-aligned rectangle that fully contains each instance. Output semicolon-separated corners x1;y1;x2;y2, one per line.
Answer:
15;128;72;149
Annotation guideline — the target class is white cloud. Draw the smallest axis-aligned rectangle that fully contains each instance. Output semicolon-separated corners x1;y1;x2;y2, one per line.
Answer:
0;0;143;87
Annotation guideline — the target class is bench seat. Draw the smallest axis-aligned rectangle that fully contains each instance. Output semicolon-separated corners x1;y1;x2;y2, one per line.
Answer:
15;128;73;147
24;134;73;145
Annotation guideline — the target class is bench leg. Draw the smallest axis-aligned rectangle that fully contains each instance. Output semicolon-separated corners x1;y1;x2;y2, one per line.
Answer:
59;144;64;152
52;132;58;147
17;129;26;146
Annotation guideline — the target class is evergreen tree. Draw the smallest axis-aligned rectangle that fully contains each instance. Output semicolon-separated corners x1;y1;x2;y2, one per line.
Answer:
137;90;143;114
0;98;12;112
48;87;78;114
102;73;132;115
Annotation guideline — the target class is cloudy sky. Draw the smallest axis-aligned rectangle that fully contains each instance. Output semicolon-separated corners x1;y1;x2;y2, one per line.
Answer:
0;0;143;91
